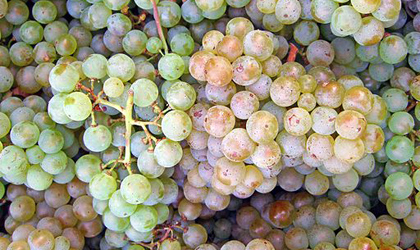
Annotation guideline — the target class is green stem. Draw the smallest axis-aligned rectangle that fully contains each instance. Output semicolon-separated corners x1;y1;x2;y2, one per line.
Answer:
96;98;124;113
123;90;134;175
150;0;169;55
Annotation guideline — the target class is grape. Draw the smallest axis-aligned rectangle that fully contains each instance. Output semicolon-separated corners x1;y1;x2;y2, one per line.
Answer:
83;125;112;152
6;0;29;25
53;158;76;184
285;227;309;249
205;56;234;87
310;0;338;24
0;111;11;138
107;53;136;82
386;135;414;163
89;172;117;200
247;110;279;144
232;56;262;86
183;224;208;248
75;154;102;183
284;107;312;136
102;208;130;232
385;172;414;200
37;129;64;154
167;81;196;111
0;67;13;93
120;174;151;204
82;54;108;79
146;37;163;54
158;53;185;81
10;121;40;149
386;198;412;219
40;151;67;175
270;76;300;107
49;64;80;93
130;205;158;232
103;0;129;10
243;30;274;61
170;33;194;56
55;34;78;56
379;35;408;64
181;0;203;24
157;1;182;28
153;139;182;168
10;42;33;67
107;13;132;37
32;0;57;24
123;30;148;56
10;195;36;222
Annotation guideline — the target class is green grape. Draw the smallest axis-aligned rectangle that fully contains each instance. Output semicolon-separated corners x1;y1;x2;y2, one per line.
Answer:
0;145;28;176
103;0;129;10
55;34;78;56
6;0;29;25
120;174;151;204
26;164;53;191
122;30;148;56
332;168;359;192
105;229;127;248
130;205;158;232
102;208;130;232
0;0;7;19
262;13;284;32
372;0;401;22
195;0;223;11
160;177;178;204
310;0;338;24
53;158;76;184
354;17;384;46
386;135;414;163
103;77;124;98
166;81;196;111
109;189;137;218
34;63;54;87
143;178;165;206
386;198;412;219
160;239;181;250
49;64;79;93
404;205;420;230
130;131;149;158
202;1;226;19
153;203;169;224
306;40;335;66
23;95;47;113
382;88;408;112
153;139;182;168
283;107;312;136
414;169;420;191
370;220;400;246
82;54;108;79
89;172;117;200
69;26;93;48
10;195;36;222
9;42;33;67
107;13;132;37
158;53;185;81
0;67;13;93
385;172;414;200
54;236;70;250
304;170;329;195
242;30;273;61
40;151;67;175
137;151;165;178
146;37;163;54
107;53;135;82
162;110;192;141
83;125;112;152
75;154;102;183
32;0;57;24
26;145;45;164
170;33;194;56
275;0;301;24
56;125;75;150
38;128;64;154
293;21;319;46
345;211;372;237
0;111;11;138
62;92;92;122
131;78;158;108
181;0;203;24
182;224;208;249
19;21;43;45
379;35;408;64
388;111;414;135
157;1;181;28
10;121;40;149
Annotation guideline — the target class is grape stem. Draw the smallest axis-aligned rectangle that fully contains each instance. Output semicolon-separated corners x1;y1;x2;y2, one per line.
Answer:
287;43;299;62
123;90;134;175
135;221;187;249
150;0;169;55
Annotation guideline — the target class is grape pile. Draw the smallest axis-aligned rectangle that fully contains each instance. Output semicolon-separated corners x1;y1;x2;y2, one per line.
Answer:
1;0;420;249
